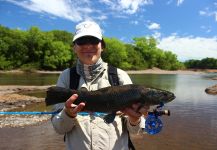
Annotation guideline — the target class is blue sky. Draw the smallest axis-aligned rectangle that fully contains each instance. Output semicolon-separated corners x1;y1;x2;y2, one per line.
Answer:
0;0;217;61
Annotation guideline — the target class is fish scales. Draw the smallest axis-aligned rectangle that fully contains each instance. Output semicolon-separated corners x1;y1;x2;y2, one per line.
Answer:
77;86;141;112
45;84;175;113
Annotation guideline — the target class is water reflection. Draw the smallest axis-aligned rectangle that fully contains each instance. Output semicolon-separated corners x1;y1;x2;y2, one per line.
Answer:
129;74;217;150
0;73;59;85
18;90;46;98
0;73;217;150
131;74;178;91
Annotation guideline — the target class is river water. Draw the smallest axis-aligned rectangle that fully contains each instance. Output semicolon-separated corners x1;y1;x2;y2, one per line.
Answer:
0;72;217;150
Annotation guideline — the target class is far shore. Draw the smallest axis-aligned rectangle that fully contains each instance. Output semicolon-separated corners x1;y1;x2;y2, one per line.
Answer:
0;68;217;75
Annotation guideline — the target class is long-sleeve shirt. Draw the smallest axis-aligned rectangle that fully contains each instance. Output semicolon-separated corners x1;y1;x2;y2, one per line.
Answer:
51;63;145;150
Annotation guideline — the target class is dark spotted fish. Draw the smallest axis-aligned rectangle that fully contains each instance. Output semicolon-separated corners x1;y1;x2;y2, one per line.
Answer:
45;84;175;112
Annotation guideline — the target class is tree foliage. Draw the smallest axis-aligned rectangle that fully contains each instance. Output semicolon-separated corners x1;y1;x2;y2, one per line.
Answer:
102;37;130;69
185;58;217;69
0;24;188;71
43;41;72;70
133;37;184;70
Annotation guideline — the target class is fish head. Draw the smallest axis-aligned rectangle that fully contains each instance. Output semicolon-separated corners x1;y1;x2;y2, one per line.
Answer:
141;87;176;105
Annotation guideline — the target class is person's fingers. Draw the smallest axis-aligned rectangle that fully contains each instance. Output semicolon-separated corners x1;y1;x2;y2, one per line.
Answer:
70;103;77;108
124;107;141;118
122;104;150;117
71;102;85;114
65;102;85;118
139;107;149;116
65;94;78;108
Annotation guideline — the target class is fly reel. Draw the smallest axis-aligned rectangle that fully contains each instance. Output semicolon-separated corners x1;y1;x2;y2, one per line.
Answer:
143;103;170;135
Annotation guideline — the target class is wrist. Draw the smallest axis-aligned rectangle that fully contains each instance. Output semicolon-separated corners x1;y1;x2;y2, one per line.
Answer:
64;107;77;118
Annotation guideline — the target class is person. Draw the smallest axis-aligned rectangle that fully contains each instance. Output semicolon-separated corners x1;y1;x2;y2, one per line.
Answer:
51;21;149;150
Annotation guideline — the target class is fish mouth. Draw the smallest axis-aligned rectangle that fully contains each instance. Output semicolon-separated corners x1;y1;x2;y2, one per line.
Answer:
158;92;176;103
167;93;176;102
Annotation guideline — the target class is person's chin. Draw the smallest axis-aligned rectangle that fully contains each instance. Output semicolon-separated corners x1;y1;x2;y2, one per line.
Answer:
83;58;97;65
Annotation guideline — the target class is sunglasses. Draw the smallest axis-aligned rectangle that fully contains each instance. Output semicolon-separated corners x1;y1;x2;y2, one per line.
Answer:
74;36;101;46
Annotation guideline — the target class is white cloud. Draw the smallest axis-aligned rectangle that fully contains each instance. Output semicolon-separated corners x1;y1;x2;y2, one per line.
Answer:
119;0;152;14
158;35;217;61
166;0;173;5
199;4;217;22
152;31;161;39
199;10;207;16
177;0;184;6
200;26;212;33
95;15;107;21
130;20;139;25
147;22;160;30
6;0;95;22
6;0;154;22
100;0;153;14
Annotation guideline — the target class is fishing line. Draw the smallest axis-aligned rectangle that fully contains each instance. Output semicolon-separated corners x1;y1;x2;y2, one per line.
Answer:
0;111;107;116
0;103;170;135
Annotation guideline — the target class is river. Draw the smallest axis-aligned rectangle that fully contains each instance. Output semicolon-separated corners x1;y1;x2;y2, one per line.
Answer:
0;72;217;150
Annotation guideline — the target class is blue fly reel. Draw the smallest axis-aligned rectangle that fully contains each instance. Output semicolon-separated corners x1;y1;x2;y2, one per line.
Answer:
144;113;163;135
143;103;170;135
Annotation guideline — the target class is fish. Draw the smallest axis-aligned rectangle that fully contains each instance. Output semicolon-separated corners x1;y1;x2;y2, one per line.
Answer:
45;84;175;123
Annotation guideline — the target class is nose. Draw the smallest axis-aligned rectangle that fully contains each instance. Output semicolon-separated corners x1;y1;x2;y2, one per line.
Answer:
82;43;93;49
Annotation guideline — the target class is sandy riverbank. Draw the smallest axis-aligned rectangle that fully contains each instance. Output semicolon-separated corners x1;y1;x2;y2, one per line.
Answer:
1;68;217;75
0;85;51;112
127;68;217;74
0;86;51;128
0;85;52;95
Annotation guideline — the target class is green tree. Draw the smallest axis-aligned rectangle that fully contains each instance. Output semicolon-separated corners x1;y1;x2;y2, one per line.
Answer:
26;27;45;62
50;30;73;45
0;24;186;71
125;44;148;70
133;37;159;68
102;37;129;69
43;41;72;70
0;29;28;68
199;58;217;69
184;59;200;68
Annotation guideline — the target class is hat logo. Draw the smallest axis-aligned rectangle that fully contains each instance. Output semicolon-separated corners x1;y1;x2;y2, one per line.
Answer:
75;23;92;34
83;23;92;28
73;21;102;41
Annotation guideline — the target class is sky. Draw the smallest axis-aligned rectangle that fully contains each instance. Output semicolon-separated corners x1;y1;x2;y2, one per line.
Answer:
0;0;217;61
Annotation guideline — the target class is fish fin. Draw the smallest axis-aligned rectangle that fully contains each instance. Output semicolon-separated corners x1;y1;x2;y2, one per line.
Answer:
103;112;116;124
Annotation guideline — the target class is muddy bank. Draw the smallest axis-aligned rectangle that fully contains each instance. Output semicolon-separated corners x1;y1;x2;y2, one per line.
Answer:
0;85;52;95
127;68;217;74
0;96;51;128
0;115;51;128
1;68;217;75
0;93;45;111
0;85;53;111
0;86;52;128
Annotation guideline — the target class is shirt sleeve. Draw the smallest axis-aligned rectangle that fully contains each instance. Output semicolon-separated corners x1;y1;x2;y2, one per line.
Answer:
51;68;77;134
117;68;133;85
56;68;70;88
51;107;77;134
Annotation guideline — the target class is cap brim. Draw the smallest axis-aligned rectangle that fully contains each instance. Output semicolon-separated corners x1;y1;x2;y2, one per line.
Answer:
73;32;102;42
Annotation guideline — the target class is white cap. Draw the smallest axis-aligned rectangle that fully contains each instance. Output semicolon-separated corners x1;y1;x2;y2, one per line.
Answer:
73;21;103;42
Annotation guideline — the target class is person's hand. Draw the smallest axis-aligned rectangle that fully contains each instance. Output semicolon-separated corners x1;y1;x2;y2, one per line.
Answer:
64;94;85;118
122;103;149;126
